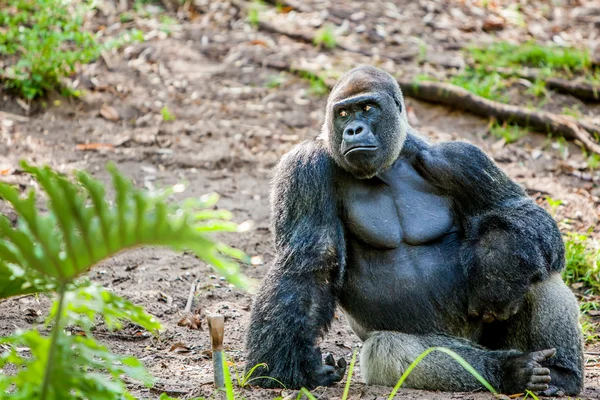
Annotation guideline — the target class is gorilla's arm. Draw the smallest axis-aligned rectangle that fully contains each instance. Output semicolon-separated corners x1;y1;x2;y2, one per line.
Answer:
245;139;347;389
414;142;565;319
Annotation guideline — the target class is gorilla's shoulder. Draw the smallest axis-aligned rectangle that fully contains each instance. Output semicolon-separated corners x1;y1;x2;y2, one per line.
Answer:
272;139;336;203
274;139;335;186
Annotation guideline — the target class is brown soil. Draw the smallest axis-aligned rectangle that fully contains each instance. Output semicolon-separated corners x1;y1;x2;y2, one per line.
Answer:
0;0;599;399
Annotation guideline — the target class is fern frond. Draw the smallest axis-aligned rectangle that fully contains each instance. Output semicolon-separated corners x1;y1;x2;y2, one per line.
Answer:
0;162;253;299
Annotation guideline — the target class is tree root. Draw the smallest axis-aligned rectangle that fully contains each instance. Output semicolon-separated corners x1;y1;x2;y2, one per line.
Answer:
257;58;600;155
398;79;600;154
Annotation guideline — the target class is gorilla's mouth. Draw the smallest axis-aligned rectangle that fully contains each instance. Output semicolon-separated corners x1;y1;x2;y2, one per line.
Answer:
343;146;379;156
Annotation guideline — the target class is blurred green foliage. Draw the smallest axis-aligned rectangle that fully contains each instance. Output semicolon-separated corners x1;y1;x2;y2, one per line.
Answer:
0;162;252;399
0;0;142;100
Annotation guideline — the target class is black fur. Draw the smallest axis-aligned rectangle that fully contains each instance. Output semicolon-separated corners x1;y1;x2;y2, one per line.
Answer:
414;142;565;321
244;140;347;388
245;66;583;395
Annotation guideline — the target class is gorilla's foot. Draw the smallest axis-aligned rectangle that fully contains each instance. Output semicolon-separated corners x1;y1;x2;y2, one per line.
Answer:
502;348;555;394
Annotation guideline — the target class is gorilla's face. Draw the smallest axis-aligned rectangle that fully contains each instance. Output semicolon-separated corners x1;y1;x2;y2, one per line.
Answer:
324;66;409;179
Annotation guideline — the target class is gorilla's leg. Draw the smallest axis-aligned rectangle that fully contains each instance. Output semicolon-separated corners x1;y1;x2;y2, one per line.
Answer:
361;331;554;393
489;273;584;396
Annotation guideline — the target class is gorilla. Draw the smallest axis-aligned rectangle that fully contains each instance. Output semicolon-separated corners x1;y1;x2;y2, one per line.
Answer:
245;66;583;396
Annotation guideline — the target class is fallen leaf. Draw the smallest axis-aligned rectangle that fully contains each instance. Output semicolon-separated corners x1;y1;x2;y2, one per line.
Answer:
24;308;40;317
588;310;600;316
75;143;115;152
0;168;13;175
100;104;120;121
178;314;203;330
249;39;268;47
482;14;505;32
169;342;191;353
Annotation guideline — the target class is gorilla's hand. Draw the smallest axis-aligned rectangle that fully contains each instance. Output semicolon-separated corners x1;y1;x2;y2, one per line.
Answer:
313;352;347;387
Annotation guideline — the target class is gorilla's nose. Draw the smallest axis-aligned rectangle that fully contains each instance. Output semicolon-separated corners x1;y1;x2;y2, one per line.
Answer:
343;121;369;142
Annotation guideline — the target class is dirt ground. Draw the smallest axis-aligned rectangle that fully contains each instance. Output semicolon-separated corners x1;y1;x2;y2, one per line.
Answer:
1;0;600;398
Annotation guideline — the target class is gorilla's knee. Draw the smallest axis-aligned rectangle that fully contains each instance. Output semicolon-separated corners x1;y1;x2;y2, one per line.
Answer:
360;331;423;386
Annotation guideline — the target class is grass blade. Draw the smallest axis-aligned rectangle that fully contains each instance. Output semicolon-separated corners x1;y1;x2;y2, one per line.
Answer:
342;349;358;400
387;347;497;399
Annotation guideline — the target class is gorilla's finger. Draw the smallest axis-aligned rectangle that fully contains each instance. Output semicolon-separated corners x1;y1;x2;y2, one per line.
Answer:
532;348;556;363
531;375;552;384
324;353;335;366
527;383;549;392
532;368;550;376
336;357;347;376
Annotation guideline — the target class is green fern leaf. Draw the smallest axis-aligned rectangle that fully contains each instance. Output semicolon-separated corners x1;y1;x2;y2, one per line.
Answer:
0;162;254;299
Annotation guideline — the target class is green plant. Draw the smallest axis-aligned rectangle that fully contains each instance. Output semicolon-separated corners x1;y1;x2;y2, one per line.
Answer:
580;316;600;344
248;0;265;27
0;0;102;99
309;77;329;97
469;41;590;73
313;25;337;50
563;232;600;294
159;15;178;34
523;389;540;399
0;0;143;99
489;122;527;144
545;196;563;216
342;350;358;400
266;74;287;89
526;79;548;98
587;153;600;170
0;162;252;399
562;105;583;118
161;106;176;121
234;361;286;388
450;69;507;101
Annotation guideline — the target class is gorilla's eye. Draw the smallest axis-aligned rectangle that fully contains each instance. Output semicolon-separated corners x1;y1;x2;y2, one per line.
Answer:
339;109;348;117
364;104;372;112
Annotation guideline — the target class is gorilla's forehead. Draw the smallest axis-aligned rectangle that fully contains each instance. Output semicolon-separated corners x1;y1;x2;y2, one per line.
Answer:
332;92;382;109
330;71;398;104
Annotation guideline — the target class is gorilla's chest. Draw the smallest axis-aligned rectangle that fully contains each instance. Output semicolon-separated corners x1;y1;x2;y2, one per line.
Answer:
339;159;469;335
342;159;454;248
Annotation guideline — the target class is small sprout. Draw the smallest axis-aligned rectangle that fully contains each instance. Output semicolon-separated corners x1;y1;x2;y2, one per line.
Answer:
266;74;287;89
161;106;176;122
314;25;337;49
562;105;582;118
489;122;526;144
248;0;265;27
545;196;563;216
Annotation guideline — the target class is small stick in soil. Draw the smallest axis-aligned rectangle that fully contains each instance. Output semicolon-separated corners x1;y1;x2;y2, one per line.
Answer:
184;279;197;314
207;314;225;389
